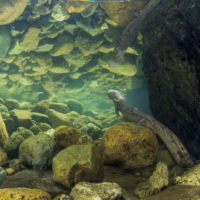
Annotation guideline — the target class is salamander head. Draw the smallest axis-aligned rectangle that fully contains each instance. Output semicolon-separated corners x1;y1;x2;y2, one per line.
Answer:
107;89;123;101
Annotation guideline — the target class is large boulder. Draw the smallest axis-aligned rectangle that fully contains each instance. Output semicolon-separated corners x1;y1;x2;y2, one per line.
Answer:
52;144;104;188
98;122;158;169
142;0;200;156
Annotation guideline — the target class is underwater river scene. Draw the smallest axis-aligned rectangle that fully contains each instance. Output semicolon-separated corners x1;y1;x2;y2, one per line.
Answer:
0;0;200;199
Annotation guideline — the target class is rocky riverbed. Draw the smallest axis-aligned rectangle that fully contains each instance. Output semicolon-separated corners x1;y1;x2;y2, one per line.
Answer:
0;96;200;199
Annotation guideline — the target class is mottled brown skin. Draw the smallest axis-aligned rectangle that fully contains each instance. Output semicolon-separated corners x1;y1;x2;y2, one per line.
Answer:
107;89;194;168
108;0;161;68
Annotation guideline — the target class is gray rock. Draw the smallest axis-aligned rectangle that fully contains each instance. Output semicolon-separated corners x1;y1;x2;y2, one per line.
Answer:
10;109;32;129
32;4;51;15
64;99;83;114
5;99;19;111
0;0;29;25
8;25;41;55
9;159;21;171
19;102;32;110
31;100;50;114
63;48;88;69
0;148;7;167
75;16;103;36
0;104;8;113
0;26;12;61
0;167;6;185
66;111;80;123
38;17;54;31
3;127;34;153
172;164;200;186
64;24;79;35
54;21;66;29
26;14;40;22
1;112;10;119
134;162;168;198
10;21;28;37
0;170;70;197
35;122;52;132
30;124;42;135
70;182;122;200
0;99;4;104
49;102;69;114
81;2;98;18
31;112;51;125
73;115;102;129
49;32;75;56
4;118;17;134
101;114;125;129
75;30;104;56
45;109;71;128
19;133;57;170
35;38;55;52
86;123;103;141
51;3;70;22
48;57;70;73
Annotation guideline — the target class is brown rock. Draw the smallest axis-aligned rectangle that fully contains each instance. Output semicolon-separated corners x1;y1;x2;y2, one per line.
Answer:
0;0;29;25
54;126;94;148
6;168;15;175
98;122;158;169
0;188;51;200
100;1;147;27
0;114;9;147
64;1;92;13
